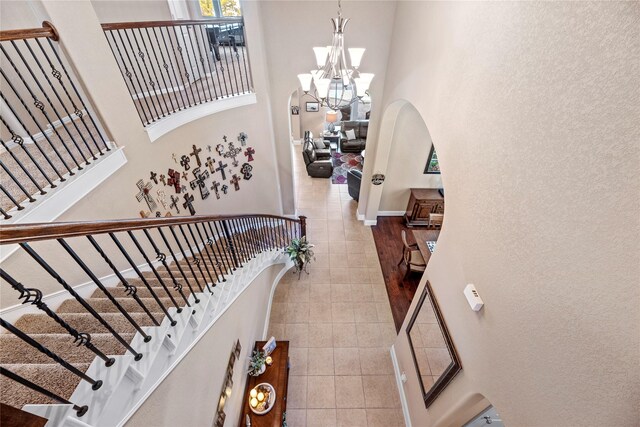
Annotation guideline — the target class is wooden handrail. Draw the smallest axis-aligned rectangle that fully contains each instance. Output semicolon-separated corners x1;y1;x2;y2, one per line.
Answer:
0;21;59;42
101;17;243;31
0;214;302;245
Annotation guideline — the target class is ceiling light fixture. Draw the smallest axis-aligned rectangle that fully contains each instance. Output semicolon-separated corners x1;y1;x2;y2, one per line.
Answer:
297;0;374;111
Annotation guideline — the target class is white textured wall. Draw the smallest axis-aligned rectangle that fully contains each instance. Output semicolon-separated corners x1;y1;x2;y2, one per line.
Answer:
379;103;442;212
125;264;284;427
362;2;640;426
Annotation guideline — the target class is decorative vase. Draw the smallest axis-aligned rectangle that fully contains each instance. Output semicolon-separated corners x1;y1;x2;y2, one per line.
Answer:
258;364;266;375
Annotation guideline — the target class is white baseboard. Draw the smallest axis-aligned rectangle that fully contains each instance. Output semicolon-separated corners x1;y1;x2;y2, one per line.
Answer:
146;93;257;142
390;344;412;427
364;219;377;226
378;211;405;217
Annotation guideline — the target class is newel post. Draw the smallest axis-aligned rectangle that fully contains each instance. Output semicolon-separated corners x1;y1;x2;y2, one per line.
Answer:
298;215;307;239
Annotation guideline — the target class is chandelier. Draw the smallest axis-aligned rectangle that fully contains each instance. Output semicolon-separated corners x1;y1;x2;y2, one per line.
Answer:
297;0;374;111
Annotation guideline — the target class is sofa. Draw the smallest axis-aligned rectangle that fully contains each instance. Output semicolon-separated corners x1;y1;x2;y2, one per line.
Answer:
304;131;331;160
340;120;369;153
302;140;333;178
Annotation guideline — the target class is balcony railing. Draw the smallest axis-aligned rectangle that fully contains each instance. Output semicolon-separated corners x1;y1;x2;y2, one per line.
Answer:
102;18;254;127
0;213;305;418
0;22;112;221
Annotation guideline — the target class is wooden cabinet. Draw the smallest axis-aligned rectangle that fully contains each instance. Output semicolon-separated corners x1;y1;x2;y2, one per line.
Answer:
404;188;444;227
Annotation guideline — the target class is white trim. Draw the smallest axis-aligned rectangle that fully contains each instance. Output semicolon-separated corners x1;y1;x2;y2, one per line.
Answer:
261;262;294;339
391;344;412;427
131;85;185;101
364;219;377;226
0;147;127;263
146;93;257;142
378;210;405;217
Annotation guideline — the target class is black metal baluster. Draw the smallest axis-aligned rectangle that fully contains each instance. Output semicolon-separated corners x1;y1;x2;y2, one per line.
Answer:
87;235;160;326
106;30;151;125
200;222;227;281
0;135;47;195
57;238;153;343
178;224;214;292
188;25;213;102
45;37;110;152
239;22;252;91
0;367;88;416
177;25;203;105
0;70;74;177
196;25;220;100
0;102;62;185
19;242;143;360
124;29;161;120
228;36;241;95
135;28;171;117
142;228;194;305
221;220;241;268
0;207;11;220
0;159;36;203
219;43;234;96
5;42;84;170
145;27;177;114
22;39;95;162
257;217;269;251
126;230;184;310
0;268;115;366
210;221;235;272
155;227;201;299
168;26;197;108
204;25;225;98
242;217;258;257
152;26;187;111
173;26;202;104
192;222;221;283
36;38;105;156
109;233;177;327
233;218;250;262
167;225;206;293
227;219;245;263
0;184;23;210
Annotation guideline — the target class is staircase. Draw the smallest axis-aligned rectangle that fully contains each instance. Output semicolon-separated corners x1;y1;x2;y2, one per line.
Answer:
0;214;304;426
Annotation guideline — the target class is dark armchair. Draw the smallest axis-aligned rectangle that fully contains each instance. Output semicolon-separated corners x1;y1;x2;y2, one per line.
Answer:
340;120;369;153
302;141;333;178
347;169;362;201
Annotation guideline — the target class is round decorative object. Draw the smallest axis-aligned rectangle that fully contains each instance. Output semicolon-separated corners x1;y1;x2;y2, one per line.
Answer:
249;383;276;415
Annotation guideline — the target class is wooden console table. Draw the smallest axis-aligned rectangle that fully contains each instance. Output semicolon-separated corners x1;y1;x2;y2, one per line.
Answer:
239;341;290;427
404;188;445;227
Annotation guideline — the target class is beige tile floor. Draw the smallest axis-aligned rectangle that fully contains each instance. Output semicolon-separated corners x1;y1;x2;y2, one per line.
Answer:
266;149;404;427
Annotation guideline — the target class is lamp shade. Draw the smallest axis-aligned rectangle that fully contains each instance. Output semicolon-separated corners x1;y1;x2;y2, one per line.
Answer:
313;47;329;68
354;73;374;97
325;110;338;123
314;78;331;98
348;48;365;68
297;74;313;92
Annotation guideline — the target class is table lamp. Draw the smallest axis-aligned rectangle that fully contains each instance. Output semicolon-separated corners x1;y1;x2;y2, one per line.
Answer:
325;110;338;134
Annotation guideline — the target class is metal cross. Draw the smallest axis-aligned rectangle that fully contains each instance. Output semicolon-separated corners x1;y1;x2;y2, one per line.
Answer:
159;174;166;186
224;142;242;167
183;193;196;215
167;168;181;193
150;171;158;184
180;155;190;170
169;195;180;213
135;179;157;211
156;189;168;209
238;132;248;146
205;157;215;174
221;184;229;194
190;144;202;167
211;181;221;199
240;163;253;180
230;174;241;191
215;160;229;181
189;167;210;200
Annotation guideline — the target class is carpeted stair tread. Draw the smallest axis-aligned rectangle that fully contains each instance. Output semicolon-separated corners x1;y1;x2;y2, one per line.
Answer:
0;363;89;408
0;333;134;364
14;312;157;335
92;283;192;300
57;297;173;314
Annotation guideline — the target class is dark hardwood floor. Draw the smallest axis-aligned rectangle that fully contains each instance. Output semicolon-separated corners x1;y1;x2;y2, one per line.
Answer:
372;216;429;332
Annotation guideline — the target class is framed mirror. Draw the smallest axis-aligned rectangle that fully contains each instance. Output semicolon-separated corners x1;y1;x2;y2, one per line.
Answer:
406;281;461;408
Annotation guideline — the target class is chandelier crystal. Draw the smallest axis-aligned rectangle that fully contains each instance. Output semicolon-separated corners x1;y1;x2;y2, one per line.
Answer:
297;0;374;110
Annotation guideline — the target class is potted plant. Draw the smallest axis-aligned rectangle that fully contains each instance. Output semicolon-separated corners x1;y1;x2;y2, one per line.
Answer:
248;350;267;376
285;236;315;278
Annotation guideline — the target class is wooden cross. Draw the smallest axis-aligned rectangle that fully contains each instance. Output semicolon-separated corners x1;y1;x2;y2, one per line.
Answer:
169;195;180;213
172;153;177;163
189;167;210;200
180;155;191;170
135;179;157;211
210;181;221;199
205;157;215;174
167;169;181;193
230;174;241;191
183;193;196;215
190;144;202;167
221;184;229;194
207;145;212;152
150;171;158;184
139;210;151;218
244;147;255;162
240;163;253;180
182;171;189;181
215;160;229;181
159;174;166;186
223;135;228;143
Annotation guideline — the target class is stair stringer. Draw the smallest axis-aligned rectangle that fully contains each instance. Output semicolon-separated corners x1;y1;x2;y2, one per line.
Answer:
22;249;293;427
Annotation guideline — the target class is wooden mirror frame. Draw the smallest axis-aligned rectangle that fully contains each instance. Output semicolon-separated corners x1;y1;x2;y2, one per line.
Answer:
406;280;462;408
